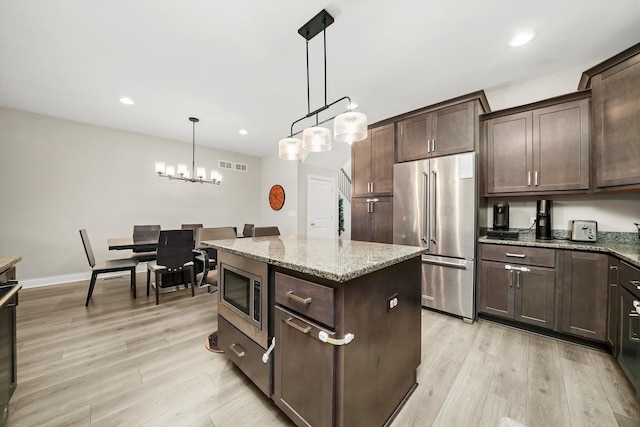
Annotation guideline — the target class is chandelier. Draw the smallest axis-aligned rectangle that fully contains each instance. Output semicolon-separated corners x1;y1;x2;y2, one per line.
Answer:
278;9;368;161
155;117;222;185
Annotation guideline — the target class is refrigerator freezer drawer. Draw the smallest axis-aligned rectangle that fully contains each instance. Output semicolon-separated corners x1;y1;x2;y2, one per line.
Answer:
421;255;475;321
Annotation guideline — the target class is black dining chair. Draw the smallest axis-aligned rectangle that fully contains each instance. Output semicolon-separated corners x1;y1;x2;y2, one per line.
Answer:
146;229;195;305
252;226;280;237
79;229;139;307
131;224;160;262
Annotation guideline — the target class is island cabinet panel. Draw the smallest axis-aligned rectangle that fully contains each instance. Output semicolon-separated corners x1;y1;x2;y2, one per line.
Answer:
586;46;640;189
607;257;620;355
559;250;609;342
352;123;394;197
483;94;590;195
478;244;556;329
351;196;393;244
396;100;476;162
273;256;421;427
275;272;335;328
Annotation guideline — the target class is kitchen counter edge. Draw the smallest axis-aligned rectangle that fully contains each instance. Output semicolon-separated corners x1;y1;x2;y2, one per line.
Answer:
0;256;22;275
479;237;640;268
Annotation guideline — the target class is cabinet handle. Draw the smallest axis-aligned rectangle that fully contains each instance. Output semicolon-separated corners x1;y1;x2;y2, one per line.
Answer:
528;171;531;186
427;139;431;153
630;280;640;291
505;253;526;258
229;343;246;358
286;291;312;305
516;271;521;289
534;171;538;187
371;182;374;193
509;270;514;287
610;265;618;271
285;317;312;334
432;139;436;152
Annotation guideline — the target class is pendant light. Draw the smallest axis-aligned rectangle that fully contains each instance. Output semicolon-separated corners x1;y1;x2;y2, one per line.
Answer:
155;117;222;185
278;9;368;160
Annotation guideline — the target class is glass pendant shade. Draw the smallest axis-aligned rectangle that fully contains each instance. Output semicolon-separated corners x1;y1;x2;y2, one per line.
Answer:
166;165;175;177
211;170;222;182
196;167;206;180
302;127;332;152
155;161;165;174
279;137;304;160
334;111;368;143
177;163;188;177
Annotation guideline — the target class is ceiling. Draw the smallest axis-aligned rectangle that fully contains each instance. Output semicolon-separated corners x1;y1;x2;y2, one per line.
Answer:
1;0;639;166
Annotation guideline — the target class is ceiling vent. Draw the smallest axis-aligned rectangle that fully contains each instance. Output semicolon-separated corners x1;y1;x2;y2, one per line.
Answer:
234;162;248;172
219;160;233;170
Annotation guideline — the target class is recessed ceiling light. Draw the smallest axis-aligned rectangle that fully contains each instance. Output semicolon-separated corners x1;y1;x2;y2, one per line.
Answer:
119;97;134;105
239;129;248;135
509;31;535;47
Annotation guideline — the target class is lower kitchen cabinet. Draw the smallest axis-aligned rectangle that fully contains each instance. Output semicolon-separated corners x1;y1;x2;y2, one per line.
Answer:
351;196;392;243
559;250;609;341
479;260;555;329
607;257;620;355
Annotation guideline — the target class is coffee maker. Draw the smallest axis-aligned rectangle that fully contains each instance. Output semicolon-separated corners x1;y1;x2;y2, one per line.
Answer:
493;202;509;230
536;199;552;240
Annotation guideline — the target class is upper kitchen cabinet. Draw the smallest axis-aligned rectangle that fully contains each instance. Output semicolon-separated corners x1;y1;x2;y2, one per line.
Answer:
396;91;490;162
482;91;590;195
579;43;640;191
352;123;394;197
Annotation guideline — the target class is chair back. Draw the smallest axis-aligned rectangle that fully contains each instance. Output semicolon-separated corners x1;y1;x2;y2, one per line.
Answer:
242;223;254;237
156;230;194;271
181;223;203;241
133;225;161;253
79;229;96;268
195;227;237;248
252;226;280;237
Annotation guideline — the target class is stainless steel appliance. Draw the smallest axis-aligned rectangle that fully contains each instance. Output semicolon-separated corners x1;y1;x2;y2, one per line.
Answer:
536;199;552;240
219;252;269;349
618;261;640;400
493;202;509;230
570;220;597;242
393;153;476;321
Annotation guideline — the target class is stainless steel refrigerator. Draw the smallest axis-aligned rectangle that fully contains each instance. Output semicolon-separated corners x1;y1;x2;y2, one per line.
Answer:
393;152;477;322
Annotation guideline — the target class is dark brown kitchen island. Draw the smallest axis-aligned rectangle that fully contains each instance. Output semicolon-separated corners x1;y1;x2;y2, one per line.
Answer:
202;236;424;427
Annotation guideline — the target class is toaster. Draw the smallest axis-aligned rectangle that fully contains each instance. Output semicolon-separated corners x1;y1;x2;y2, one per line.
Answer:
570;220;597;242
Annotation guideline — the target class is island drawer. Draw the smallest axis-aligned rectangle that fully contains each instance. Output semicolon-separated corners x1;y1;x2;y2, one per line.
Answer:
275;273;335;328
481;244;555;267
217;315;270;397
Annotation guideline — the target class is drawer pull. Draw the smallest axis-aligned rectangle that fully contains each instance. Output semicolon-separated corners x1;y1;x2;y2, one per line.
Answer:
286;291;312;305
505;253;526;258
630;280;640;291
285;317;311;334
229;343;246;358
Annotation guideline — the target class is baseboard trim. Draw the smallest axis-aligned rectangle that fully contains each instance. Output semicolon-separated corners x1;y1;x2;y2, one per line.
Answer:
19;265;147;289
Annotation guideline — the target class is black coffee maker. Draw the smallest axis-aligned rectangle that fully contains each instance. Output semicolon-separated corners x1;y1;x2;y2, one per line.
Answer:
493;202;509;230
536;200;552;240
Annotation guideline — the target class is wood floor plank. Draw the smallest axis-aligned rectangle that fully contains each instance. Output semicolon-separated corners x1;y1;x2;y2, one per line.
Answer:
489;327;529;408
477;392;526;427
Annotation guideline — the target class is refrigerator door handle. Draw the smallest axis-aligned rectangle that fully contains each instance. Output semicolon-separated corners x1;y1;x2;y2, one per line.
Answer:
422;171;430;248
430;170;437;245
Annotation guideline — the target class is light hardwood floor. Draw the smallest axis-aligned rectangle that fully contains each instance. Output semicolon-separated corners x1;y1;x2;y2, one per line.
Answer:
6;274;640;427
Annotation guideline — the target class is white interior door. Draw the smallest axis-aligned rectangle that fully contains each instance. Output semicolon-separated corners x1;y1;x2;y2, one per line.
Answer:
307;175;336;238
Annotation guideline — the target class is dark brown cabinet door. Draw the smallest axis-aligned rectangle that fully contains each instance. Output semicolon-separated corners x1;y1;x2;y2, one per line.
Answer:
274;307;334;427
606;258;619;355
592;54;640;188
486;112;533;194
479;260;515;319
514;266;555;329
560;251;609;341
431;101;475;157
351;196;392;243
397;112;431;162
533;98;590;192
352;123;394;197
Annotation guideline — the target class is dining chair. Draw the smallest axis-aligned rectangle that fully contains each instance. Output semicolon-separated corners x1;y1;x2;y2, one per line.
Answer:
241;223;254;237
131;224;161;262
181;223;203;242
252;226;281;237
193;227;236;291
146;229;195;305
79;229;139;307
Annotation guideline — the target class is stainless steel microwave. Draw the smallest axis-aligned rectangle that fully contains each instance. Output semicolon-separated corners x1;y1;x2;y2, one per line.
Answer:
218;252;269;349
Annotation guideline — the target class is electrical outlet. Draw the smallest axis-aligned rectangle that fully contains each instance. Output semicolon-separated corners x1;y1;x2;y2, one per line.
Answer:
387;293;399;312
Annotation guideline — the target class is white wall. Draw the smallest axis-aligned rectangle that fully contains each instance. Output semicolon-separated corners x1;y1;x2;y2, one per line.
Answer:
483;60;640;233
0;107;261;283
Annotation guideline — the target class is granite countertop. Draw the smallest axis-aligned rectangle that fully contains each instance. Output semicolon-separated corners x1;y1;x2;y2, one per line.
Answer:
202;235;425;283
479;236;640;268
0;256;22;274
